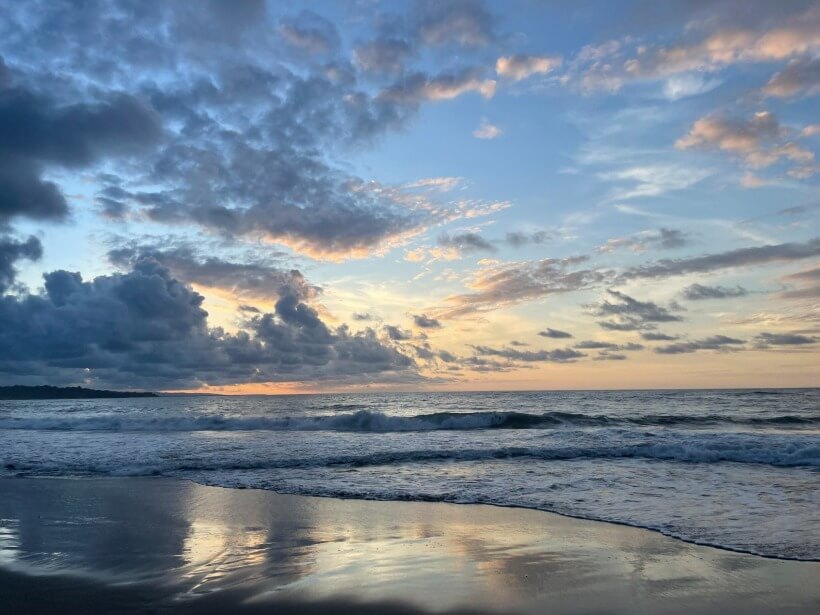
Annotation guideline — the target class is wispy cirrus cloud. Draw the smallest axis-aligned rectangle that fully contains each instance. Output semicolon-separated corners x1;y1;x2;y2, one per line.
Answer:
434;256;606;318
597;228;688;254
620;238;820;280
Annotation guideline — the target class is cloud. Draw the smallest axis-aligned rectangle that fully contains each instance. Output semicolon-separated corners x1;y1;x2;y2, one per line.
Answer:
379;68;496;103
572;4;820;91
470;345;586;363
538;327;573;339
682;283;748;300
504;230;552;247
661;74;722;100
438;231;495;253
754;331;816;346
654;335;745;354
278;11;340;54
435;256;605;318
739;172;770;188
640;331;679;341
0;235;42;292
412;314;442;329
107;243;317;302
593;352;628;361
354;38;414;75
574;340;643;351
0;3;507;262
621;238;820;279
0;261;415;389
598;165;710;200
762;57;820;98
597;228;688;253
778;266;820;299
473;117;502;139
383;325;413;341
413;0;496;47
353;312;374;321
496;54;562;81
641;7;818;76
676;111;815;177
404;176;464;192
589;289;684;331
0;81;162;225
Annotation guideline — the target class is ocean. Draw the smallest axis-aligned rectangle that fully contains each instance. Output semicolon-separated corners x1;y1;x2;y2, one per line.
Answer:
1;389;818;560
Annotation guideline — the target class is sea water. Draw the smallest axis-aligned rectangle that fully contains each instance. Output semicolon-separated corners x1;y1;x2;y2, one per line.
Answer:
1;389;818;560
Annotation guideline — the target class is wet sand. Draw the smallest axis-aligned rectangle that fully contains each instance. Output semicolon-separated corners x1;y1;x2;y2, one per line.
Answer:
0;477;817;613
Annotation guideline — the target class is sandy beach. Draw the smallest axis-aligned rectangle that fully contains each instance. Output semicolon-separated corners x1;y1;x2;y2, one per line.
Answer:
0;477;817;614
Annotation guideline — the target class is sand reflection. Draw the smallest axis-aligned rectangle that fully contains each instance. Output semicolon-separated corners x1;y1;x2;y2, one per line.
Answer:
0;478;819;614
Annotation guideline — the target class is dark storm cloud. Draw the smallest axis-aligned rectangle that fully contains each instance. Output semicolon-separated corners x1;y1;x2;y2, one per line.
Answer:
0;157;68;226
107;244;317;301
0;88;162;167
0;78;162;224
438;232;496;253
538;327;573;339
0;261;415;389
682;283;749;300
412;314;442;329
654;335;745;354
0;235;42;292
620;238;820;280
470;345;586;362
353;312;375;321
754;332;816;346
589;290;684;331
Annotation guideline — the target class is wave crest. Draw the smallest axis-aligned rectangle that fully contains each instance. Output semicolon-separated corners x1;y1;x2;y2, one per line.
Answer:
1;409;817;432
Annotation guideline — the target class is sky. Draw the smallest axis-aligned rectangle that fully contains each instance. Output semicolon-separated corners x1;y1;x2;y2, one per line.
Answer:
0;0;818;393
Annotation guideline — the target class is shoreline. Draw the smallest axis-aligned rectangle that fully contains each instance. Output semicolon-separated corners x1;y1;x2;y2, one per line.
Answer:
1;476;818;613
190;478;820;564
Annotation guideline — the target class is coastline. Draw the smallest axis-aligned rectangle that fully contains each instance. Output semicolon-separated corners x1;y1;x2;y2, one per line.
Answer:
0;477;818;614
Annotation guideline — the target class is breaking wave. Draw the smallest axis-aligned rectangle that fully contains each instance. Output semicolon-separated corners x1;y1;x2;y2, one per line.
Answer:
1;409;818;432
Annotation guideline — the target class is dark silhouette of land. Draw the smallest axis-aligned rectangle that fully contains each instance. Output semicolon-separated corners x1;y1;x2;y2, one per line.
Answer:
0;385;157;400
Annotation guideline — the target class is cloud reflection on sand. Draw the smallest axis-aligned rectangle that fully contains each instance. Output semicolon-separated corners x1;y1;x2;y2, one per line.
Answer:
0;478;818;613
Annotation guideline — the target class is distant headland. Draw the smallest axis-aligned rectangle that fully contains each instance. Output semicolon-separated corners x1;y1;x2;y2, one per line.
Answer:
0;386;158;400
